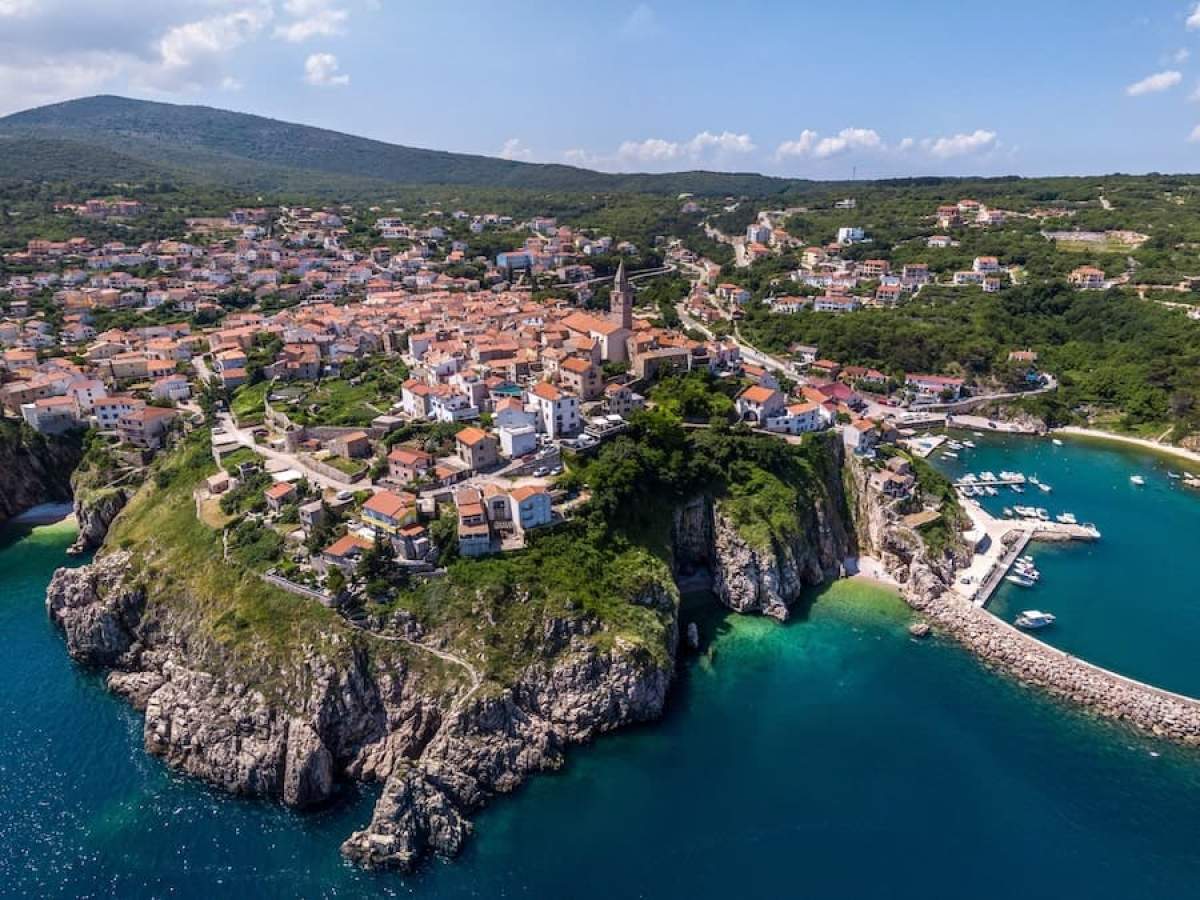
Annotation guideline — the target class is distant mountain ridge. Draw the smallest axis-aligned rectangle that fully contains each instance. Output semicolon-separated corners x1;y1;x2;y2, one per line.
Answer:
0;95;797;196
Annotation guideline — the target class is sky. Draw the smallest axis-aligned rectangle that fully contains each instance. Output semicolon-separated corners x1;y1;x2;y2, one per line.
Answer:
6;1;1200;179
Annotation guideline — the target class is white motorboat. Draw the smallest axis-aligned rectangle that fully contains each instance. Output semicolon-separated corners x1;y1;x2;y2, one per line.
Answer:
1130;475;1146;486
1037;483;1052;493
1052;438;1064;446
962;440;976;448
1168;472;1182;480
943;451;958;459
1006;573;1037;588
1056;512;1077;525
1010;484;1024;493
1015;610;1056;629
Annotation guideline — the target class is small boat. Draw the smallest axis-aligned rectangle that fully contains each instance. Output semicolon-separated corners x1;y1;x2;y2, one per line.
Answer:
1010;484;1024;493
1130;475;1146;486
1052;438;1064;446
1037;483;1052;494
1056;512;1078;525
1168;472;1181;480
962;440;976;448
943;451;958;459
1014;505;1036;517
1029;475;1041;485
1002;507;1014;518
973;431;984;437
981;471;997;482
1035;508;1050;520
1006;573;1037;588
1018;555;1035;565
985;486;998;496
1015;610;1056;629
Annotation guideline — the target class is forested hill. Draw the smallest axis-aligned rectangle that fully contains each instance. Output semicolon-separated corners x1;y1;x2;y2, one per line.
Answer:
0;95;795;197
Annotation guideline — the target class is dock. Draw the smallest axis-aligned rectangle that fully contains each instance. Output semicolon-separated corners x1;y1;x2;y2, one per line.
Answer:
953;475;1026;488
954;498;1100;608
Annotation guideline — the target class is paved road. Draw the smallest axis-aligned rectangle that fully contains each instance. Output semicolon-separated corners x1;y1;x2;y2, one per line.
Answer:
214;411;355;493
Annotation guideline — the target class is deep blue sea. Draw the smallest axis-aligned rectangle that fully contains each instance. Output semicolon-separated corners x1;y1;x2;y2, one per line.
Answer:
3;433;1200;898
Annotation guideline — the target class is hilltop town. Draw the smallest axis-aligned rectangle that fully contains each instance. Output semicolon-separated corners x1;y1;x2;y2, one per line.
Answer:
13;175;1200;613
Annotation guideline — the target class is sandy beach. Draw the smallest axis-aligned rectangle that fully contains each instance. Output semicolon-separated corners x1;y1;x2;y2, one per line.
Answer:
1054;426;1200;467
844;555;900;588
10;503;76;526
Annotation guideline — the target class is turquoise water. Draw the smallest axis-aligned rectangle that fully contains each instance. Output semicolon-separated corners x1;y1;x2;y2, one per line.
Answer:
930;432;1200;697
3;468;1200;897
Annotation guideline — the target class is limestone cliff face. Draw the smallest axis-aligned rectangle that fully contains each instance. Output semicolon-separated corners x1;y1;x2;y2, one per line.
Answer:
845;456;968;608
46;551;677;868
0;424;83;525
69;487;129;554
671;437;856;620
343;627;674;868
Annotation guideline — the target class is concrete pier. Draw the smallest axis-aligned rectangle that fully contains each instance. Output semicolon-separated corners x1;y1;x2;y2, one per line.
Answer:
953;497;1100;608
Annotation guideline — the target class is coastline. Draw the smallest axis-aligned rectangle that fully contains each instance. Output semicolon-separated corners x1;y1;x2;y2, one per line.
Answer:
1054;426;1200;467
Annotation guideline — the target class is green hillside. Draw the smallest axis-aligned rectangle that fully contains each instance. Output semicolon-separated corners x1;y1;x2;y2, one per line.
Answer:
0;95;795;197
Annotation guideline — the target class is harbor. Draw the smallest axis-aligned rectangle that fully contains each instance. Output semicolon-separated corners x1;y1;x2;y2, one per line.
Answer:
954;496;1101;609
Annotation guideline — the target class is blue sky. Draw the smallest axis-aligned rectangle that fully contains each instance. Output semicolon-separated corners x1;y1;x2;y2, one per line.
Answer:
5;1;1200;178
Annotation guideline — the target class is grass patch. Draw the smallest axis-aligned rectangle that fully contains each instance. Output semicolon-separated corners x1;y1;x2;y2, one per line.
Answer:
230;381;270;427
105;433;456;700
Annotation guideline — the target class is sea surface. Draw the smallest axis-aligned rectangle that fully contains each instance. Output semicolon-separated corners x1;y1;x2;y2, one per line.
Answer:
3;434;1200;898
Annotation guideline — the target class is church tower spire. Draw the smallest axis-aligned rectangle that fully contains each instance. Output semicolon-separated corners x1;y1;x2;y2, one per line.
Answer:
610;260;633;330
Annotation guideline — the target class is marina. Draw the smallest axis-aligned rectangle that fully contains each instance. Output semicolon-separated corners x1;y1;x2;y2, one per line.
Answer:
932;430;1200;696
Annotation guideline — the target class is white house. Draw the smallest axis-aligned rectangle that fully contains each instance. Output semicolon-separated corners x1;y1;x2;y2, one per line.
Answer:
528;381;580;438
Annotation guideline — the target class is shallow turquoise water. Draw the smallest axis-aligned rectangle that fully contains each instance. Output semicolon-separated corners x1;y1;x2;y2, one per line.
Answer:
930;431;1200;696
3;466;1200;897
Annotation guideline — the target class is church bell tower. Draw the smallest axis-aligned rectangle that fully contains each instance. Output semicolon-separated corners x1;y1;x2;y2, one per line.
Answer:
610;260;633;330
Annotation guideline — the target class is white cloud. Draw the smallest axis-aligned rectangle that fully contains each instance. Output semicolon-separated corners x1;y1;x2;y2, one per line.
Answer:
774;130;818;159
1188;3;1200;30
897;136;915;151
813;127;882;158
150;1;274;88
923;129;998;158
617;137;683;162
304;51;348;86
498;137;533;161
776;128;883;160
1125;70;1182;96
687;130;756;155
1173;48;1191;63
0;0;36;16
220;75;244;91
615;130;755;166
1188;125;1200;143
621;3;659;39
275;0;348;42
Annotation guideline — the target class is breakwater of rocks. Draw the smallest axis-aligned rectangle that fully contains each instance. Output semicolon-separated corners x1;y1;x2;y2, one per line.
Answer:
913;590;1200;746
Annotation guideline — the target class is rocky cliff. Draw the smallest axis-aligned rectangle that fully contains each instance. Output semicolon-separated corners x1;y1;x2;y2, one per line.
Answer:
845;455;969;609
68;486;129;554
0;422;83;525
671;435;856;620
46;546;677;869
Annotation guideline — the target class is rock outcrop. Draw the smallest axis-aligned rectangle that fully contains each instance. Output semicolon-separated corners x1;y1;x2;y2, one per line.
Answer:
69;487;129;554
46;552;677;870
342;629;672;868
671;436;855;621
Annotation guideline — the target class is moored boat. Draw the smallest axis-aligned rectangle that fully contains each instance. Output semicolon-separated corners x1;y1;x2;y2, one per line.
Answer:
1130;475;1146;486
1015;610;1056;629
1006;573;1037;588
